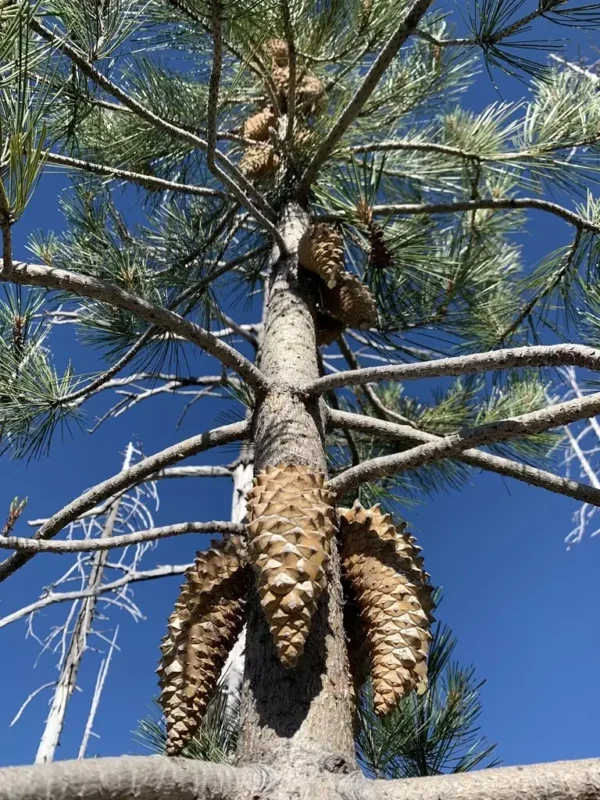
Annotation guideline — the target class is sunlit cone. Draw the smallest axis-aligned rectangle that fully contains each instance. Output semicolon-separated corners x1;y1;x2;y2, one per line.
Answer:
272;64;290;95
243;107;277;141
321;272;378;329
239;145;280;179
265;38;289;65
298;223;345;288
339;501;434;716
157;536;249;756
315;310;345;347
246;464;337;667
297;73;325;113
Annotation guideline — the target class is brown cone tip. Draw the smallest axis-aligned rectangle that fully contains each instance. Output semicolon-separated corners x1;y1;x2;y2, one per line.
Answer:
298;223;345;289
157;535;249;756
340;501;434;716
246;464;336;668
321;273;378;330
243;107;277;142
239;145;279;179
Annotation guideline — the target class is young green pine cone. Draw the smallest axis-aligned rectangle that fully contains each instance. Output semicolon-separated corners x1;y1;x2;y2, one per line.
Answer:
242;107;277;142
340;502;434;716
239;145;280;179
298;223;345;288
321;272;378;329
157;536;249;756
246;464;336;667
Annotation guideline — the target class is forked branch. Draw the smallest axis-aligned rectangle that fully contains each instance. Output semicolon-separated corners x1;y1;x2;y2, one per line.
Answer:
329;391;600;496
328;408;600;507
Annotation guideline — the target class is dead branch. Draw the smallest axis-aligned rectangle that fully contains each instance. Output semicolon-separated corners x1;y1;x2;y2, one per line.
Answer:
0;521;245;554
0;420;248;583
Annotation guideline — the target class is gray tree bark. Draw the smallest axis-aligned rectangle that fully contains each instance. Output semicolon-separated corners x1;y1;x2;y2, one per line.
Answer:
237;204;356;789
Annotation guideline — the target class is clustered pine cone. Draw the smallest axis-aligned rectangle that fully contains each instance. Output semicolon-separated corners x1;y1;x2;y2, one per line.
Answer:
243;106;277;142
239;145;280;179
321;272;378;330
246;464;336;667
157;536;249;755
298;223;345;288
339;502;434;715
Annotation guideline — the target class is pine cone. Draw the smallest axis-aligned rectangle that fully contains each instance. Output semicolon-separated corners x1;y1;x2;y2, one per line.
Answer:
297;73;325;113
339;502;434;715
239;145;280;179
157;536;249;756
246;464;337;667
265;38;289;65
320;272;378;329
367;221;392;270
242;107;277;142
298;223;345;289
272;64;290;95
315;310;345;347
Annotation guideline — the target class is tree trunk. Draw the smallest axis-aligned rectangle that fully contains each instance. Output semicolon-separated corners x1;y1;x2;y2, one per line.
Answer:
237;204;356;787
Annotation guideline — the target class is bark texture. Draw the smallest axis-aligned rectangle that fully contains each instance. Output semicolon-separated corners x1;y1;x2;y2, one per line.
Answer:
3;755;600;800
238;204;356;778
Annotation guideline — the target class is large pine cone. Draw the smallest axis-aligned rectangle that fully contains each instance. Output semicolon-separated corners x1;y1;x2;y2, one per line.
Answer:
298;223;345;289
265;38;289;65
340;502;434;715
246;464;337;667
321;272;378;329
157;536;249;755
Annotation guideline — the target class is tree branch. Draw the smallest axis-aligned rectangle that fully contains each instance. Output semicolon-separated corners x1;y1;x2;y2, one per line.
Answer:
0;521;245;554
328;408;600;507
297;0;435;195
0;755;272;800
0;420;249;583
343;756;600;800
328;390;600;496
306;344;600;395
4;260;267;391
29;16;283;240
0;564;193;629
44;152;230;198
1;754;600;800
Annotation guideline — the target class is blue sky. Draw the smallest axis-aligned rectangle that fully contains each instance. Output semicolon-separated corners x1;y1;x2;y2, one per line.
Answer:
1;8;600;771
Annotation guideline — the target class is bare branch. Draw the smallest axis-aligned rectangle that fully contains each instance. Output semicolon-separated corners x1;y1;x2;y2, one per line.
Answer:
44;152;230;198
328;390;600;496
151;465;233;480
4;261;267;390
0;420;248;583
297;0;435;195
328;408;600;508
1;754;600;800
0;564;193;629
306;344;600;395
78;625;119;759
0;521;245;554
0;755;272;800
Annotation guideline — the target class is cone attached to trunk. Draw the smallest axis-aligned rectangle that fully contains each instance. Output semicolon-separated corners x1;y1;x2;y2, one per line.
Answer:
321;272;378;329
246;464;336;667
298;223;345;288
157;536;249;755
239;145;280;179
243;107;277;142
339;502;434;715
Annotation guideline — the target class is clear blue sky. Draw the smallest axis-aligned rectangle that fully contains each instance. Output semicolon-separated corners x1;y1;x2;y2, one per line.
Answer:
1;12;600;770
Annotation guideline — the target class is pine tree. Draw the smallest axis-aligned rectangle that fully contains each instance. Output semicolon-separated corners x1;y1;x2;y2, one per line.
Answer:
2;1;600;799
